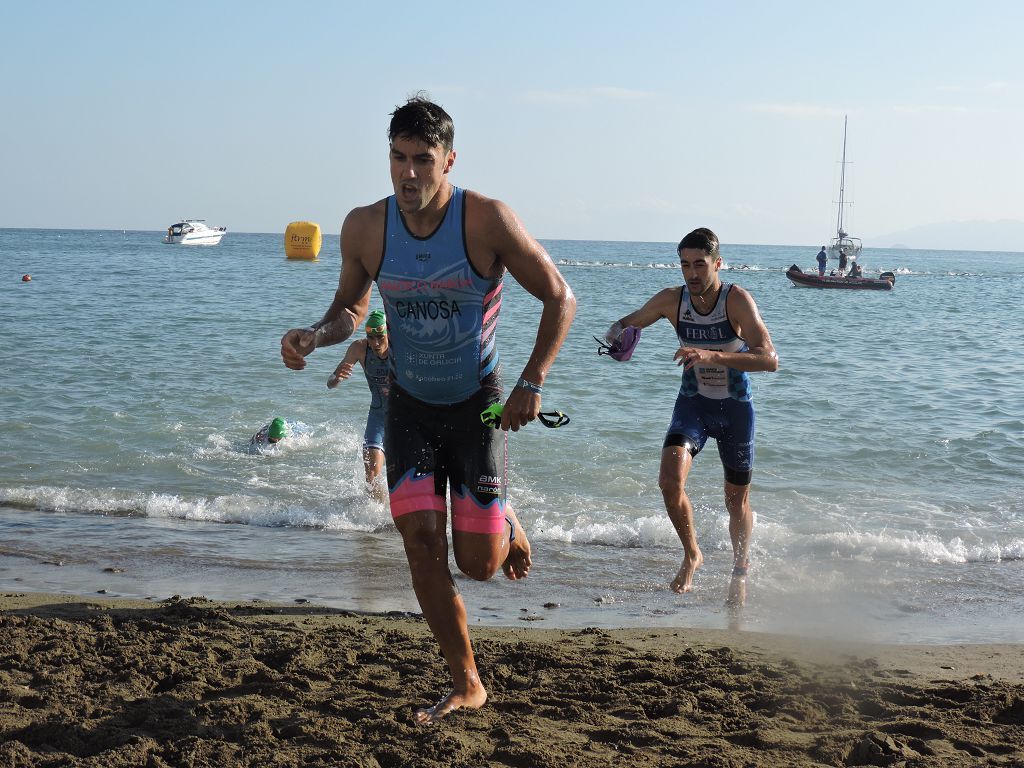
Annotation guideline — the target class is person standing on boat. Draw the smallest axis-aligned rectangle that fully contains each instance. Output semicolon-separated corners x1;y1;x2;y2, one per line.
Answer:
816;246;828;276
604;227;778;607
327;309;391;503
838;249;849;276
279;94;576;724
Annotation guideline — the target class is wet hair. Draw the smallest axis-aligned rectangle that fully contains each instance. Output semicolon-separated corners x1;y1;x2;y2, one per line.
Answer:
677;227;720;259
388;92;454;151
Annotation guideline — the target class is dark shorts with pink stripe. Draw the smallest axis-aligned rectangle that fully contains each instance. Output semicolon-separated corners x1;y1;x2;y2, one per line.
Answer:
385;380;507;535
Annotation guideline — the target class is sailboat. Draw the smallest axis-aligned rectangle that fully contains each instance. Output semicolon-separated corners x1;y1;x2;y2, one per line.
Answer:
828;115;862;258
786;116;895;289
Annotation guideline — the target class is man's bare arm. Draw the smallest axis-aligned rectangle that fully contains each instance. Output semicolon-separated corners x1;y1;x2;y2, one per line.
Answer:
493;200;576;382
613;288;680;338
481;198;576;430
281;205;379;370
726;286;778;372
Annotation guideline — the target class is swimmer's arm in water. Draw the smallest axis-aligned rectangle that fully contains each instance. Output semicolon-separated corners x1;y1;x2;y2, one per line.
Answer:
327;338;368;388
281;205;379;370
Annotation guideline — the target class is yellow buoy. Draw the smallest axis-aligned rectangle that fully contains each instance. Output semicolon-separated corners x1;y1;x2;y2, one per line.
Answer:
284;221;322;261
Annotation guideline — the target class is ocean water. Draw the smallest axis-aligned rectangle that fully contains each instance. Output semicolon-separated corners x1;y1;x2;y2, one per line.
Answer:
2;228;1023;644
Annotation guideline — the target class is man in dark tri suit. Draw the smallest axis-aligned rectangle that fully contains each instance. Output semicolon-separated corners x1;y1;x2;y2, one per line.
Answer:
280;95;576;724
327;309;391;503
605;228;777;607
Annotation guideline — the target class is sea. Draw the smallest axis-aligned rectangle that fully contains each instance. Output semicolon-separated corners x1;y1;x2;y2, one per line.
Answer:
2;228;1023;645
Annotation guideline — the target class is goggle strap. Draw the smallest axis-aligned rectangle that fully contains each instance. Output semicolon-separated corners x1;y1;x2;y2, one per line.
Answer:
538;411;570;428
593;335;616;356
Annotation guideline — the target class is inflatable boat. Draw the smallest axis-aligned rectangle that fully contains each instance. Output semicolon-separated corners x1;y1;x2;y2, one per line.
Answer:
786;265;895;291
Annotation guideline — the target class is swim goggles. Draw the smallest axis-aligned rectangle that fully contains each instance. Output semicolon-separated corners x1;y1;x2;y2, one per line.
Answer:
480;402;570;429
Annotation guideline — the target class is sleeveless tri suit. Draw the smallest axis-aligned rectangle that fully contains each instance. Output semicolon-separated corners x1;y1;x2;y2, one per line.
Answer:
361;344;390;451
666;282;756;485
374;187;508;534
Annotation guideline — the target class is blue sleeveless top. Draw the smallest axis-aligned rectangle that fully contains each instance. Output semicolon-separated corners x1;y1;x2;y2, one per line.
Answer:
362;345;390;410
675;283;752;402
375;187;503;404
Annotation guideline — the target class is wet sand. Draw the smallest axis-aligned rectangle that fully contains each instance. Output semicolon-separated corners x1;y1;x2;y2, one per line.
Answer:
2;592;1023;767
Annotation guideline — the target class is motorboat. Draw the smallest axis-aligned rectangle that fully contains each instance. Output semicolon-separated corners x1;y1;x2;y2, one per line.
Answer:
786;264;895;291
827;116;862;259
163;219;227;245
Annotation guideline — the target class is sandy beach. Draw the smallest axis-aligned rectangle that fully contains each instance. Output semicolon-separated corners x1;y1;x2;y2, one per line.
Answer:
1;593;1022;767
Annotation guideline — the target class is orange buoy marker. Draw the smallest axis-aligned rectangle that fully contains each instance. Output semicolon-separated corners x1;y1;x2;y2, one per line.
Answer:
284;221;322;261
22;274;31;282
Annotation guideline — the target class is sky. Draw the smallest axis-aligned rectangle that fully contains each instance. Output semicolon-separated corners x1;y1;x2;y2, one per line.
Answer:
2;1;1022;249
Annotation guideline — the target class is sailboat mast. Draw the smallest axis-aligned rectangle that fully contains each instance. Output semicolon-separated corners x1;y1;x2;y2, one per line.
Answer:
836;114;848;238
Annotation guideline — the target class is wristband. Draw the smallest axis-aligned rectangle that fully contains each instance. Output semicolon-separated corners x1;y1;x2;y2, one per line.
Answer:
516;377;543;395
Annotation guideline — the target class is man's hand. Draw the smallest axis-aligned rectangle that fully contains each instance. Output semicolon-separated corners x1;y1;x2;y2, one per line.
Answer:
501;386;541;432
674;346;718;370
281;328;317;370
605;321;624;345
327;361;355;388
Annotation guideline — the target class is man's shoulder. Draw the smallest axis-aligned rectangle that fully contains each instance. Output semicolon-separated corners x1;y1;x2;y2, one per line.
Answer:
725;283;759;312
462;188;505;220
342;199;388;256
462;189;531;255
647;286;682;317
345;198;388;228
348;195;387;219
657;285;683;302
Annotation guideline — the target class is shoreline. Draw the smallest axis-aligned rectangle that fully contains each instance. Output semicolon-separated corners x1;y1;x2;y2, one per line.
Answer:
3;592;1023;767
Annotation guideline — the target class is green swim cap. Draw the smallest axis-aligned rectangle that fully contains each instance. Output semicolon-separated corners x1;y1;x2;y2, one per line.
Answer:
268;417;289;440
365;310;387;330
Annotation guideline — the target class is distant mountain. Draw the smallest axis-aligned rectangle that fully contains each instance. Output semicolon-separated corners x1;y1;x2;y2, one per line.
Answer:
864;219;1024;253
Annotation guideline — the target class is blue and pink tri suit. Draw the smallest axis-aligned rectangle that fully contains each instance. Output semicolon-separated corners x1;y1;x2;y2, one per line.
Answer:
375;187;508;534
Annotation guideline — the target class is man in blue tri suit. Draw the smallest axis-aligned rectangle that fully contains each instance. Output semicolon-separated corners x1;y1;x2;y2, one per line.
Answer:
606;227;778;607
280;94;576;724
816;245;828;276
327;309;391;503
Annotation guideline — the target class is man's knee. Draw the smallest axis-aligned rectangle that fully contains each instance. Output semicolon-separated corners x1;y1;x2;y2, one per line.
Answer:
659;471;685;499
400;525;448;566
454;546;501;582
456;556;499;582
724;481;752;516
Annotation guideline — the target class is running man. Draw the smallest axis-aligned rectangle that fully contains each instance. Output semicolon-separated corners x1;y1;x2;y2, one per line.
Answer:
327;309;391;503
280;95;575;723
605;227;777;606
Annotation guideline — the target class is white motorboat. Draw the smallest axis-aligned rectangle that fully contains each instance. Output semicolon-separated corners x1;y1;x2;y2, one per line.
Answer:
163;219;227;245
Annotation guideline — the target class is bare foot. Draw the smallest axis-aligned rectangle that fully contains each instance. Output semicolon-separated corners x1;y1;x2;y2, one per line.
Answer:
501;506;531;580
670;549;704;593
726;563;748;607
414;686;488;725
